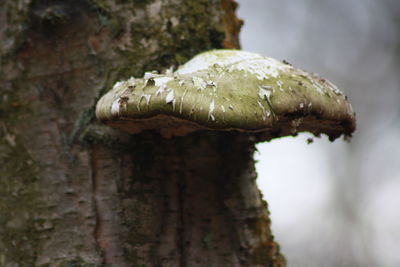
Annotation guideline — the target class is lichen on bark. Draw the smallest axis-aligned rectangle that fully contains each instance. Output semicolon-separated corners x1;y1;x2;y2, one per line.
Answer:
0;76;42;265
0;0;287;266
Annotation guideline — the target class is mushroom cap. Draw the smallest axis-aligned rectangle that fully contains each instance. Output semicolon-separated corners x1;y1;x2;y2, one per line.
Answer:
96;49;356;141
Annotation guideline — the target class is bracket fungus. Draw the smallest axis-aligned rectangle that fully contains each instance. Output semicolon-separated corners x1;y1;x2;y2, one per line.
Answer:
96;50;355;141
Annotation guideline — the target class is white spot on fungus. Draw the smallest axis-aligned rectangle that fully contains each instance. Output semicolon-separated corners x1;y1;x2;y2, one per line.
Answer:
206;80;216;87
143;94;152;105
208;100;215;121
277;80;284;91
179;89;188;114
257;101;268;121
111;99;120;115
154;77;173;87
166;89;176;110
191;76;207;91
309;78;325;95
258;86;272;101
144;72;158;80
258;86;275;117
227;57;287;80
165;66;174;77
330;83;343;95
154;77;173;96
156;86;165;96
166;90;174;104
127;77;136;84
176;50;290;79
176;54;219;74
113;81;125;89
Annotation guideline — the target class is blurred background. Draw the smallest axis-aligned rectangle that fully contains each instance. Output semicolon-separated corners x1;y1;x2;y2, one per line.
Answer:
236;0;400;266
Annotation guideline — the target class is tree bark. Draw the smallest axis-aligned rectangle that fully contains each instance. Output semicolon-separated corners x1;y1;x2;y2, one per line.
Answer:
0;0;284;266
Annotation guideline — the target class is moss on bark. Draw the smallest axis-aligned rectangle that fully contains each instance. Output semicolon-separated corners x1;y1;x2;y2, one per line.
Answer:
0;0;285;265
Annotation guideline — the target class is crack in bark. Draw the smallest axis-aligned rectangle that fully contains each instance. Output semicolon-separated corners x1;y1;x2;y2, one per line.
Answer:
90;147;106;265
177;168;186;267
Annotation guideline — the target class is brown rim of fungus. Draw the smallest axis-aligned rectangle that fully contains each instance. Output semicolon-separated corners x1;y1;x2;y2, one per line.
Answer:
96;49;356;141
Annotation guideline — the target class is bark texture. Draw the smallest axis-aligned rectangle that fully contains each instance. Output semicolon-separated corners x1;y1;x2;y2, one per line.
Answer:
0;0;284;266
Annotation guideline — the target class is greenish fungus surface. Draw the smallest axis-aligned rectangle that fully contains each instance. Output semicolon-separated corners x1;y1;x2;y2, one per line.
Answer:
96;49;355;140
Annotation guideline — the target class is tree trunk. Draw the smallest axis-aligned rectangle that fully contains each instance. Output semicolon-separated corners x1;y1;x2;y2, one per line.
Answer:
0;0;284;266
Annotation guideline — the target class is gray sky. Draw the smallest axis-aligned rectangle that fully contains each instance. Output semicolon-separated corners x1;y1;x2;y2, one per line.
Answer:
237;0;400;266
